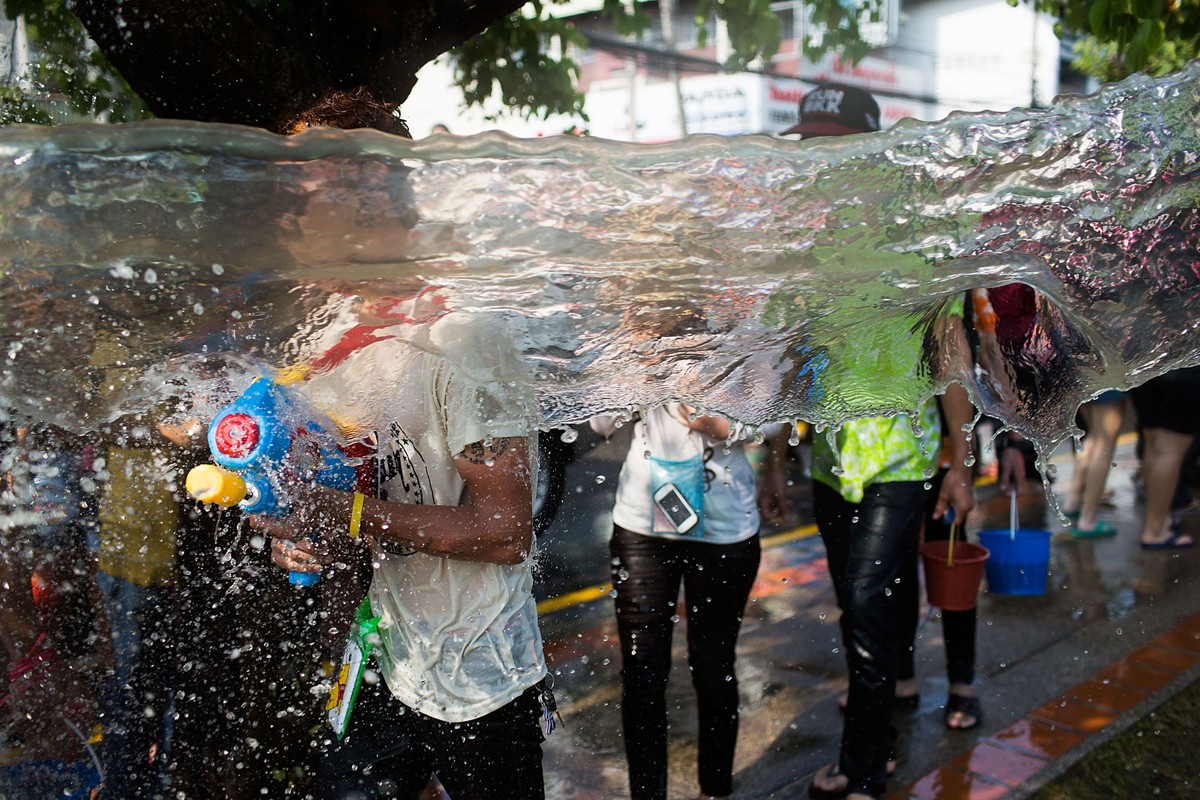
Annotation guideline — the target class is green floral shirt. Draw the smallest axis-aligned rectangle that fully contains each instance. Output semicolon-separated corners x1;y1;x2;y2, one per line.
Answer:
812;401;942;503
809;304;956;502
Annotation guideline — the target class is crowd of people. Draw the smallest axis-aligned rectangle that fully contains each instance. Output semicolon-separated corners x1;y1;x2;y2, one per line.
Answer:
1;83;1197;800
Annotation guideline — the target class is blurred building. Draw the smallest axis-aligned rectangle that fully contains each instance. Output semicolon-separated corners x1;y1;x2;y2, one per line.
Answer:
406;0;1096;139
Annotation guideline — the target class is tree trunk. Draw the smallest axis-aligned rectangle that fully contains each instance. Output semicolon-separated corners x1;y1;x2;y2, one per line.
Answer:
72;0;526;132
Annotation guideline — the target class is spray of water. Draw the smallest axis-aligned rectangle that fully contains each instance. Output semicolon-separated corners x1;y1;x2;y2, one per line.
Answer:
0;63;1197;456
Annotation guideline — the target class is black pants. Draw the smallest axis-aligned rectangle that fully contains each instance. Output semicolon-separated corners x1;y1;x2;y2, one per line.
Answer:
315;674;547;800
610;526;761;800
814;479;927;800
897;468;977;686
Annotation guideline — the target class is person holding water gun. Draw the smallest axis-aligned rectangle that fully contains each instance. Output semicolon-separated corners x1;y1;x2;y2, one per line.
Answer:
216;286;552;800
188;92;548;800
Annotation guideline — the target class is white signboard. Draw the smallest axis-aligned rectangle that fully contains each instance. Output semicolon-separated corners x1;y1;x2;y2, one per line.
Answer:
583;73;763;141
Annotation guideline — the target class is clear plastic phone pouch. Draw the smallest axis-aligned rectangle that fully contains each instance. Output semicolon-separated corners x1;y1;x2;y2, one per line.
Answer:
648;454;705;537
327;597;380;740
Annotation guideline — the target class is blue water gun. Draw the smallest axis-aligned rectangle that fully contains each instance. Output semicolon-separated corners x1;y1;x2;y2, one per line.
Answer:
185;377;357;586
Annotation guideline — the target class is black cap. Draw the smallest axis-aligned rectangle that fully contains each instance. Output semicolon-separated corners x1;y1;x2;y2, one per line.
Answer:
780;83;881;138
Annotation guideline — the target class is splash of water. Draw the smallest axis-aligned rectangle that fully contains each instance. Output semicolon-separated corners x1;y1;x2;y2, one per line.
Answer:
1;64;1198;452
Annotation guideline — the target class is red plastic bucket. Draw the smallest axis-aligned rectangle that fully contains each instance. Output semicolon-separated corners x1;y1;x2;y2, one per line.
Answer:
920;541;990;611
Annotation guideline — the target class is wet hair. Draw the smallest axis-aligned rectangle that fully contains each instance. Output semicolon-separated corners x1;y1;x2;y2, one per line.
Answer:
282;87;412;138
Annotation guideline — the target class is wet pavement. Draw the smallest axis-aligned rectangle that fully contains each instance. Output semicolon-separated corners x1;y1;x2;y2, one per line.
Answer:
532;430;1200;799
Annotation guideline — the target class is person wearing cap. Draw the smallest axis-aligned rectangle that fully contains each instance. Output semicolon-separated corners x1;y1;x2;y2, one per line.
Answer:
767;83;977;800
778;83;882;138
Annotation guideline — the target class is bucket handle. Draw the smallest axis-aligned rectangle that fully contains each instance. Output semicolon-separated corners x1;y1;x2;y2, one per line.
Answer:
945;511;959;566
1009;490;1018;540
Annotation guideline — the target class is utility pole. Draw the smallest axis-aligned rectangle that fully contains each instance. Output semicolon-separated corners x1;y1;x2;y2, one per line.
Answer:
659;0;688;138
626;0;639;141
1030;5;1041;108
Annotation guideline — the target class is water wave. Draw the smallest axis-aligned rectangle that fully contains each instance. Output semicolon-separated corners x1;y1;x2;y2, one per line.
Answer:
1;63;1198;451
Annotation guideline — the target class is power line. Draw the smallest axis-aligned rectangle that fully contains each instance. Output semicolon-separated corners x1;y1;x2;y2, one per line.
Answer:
580;31;942;106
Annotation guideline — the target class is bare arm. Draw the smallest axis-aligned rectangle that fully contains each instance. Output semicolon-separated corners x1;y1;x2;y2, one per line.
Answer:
260;436;534;572
157;417;205;449
934;383;976;524
676;403;732;440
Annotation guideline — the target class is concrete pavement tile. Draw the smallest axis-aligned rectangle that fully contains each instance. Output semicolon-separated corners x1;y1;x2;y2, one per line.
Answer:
1092;660;1179;692
945;740;1048;787
1152;626;1200;655
1125;642;1200;674
1028;696;1118;733
989;718;1086;759
903;766;1009;800
1171;611;1200;637
1064;676;1151;713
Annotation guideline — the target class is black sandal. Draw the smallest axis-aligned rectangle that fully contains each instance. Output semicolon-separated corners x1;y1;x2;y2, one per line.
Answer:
944;693;983;731
808;763;850;800
807;760;893;800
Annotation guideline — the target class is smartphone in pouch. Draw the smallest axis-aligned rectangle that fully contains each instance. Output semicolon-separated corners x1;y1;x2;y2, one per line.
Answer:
652;482;699;533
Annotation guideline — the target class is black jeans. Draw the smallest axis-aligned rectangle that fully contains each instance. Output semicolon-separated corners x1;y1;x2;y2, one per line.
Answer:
315;673;547;799
897;468;977;687
610;526;761;800
814;479;927;800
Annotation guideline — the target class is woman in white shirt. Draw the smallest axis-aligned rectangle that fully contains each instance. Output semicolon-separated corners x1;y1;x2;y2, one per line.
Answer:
591;404;761;800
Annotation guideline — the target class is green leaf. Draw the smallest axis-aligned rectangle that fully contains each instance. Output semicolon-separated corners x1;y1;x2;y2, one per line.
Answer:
1090;0;1112;36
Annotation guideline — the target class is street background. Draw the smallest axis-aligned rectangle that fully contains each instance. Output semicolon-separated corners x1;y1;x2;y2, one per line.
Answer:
530;424;1200;799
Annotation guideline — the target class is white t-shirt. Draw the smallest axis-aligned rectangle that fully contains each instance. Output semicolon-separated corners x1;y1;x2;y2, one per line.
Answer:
305;312;545;723
603;405;760;544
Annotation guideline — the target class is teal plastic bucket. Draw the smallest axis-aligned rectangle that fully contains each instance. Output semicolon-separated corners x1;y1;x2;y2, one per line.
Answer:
978;528;1051;596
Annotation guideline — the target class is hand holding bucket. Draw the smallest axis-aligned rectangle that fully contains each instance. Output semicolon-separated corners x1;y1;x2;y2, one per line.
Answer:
920;510;990;611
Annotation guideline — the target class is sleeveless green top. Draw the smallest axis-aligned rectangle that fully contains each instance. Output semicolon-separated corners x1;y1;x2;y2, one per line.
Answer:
809;302;958;502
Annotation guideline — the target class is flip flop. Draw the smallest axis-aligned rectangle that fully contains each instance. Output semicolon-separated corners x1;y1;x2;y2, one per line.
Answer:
1071;520;1118;539
944;693;983;731
808;760;895;800
808;763;852;800
1140;531;1196;550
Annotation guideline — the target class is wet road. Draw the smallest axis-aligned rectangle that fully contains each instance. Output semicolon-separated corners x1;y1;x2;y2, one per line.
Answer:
527;432;1200;799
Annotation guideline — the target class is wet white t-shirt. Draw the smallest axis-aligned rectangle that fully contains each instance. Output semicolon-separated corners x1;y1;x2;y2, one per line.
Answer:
604;405;760;544
307;312;545;723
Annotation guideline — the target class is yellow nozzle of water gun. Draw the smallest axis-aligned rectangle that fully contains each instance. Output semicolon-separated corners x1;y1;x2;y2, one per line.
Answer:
186;464;248;507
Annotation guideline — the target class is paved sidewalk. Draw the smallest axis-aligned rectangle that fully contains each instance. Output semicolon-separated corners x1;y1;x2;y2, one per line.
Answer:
536;435;1200;799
